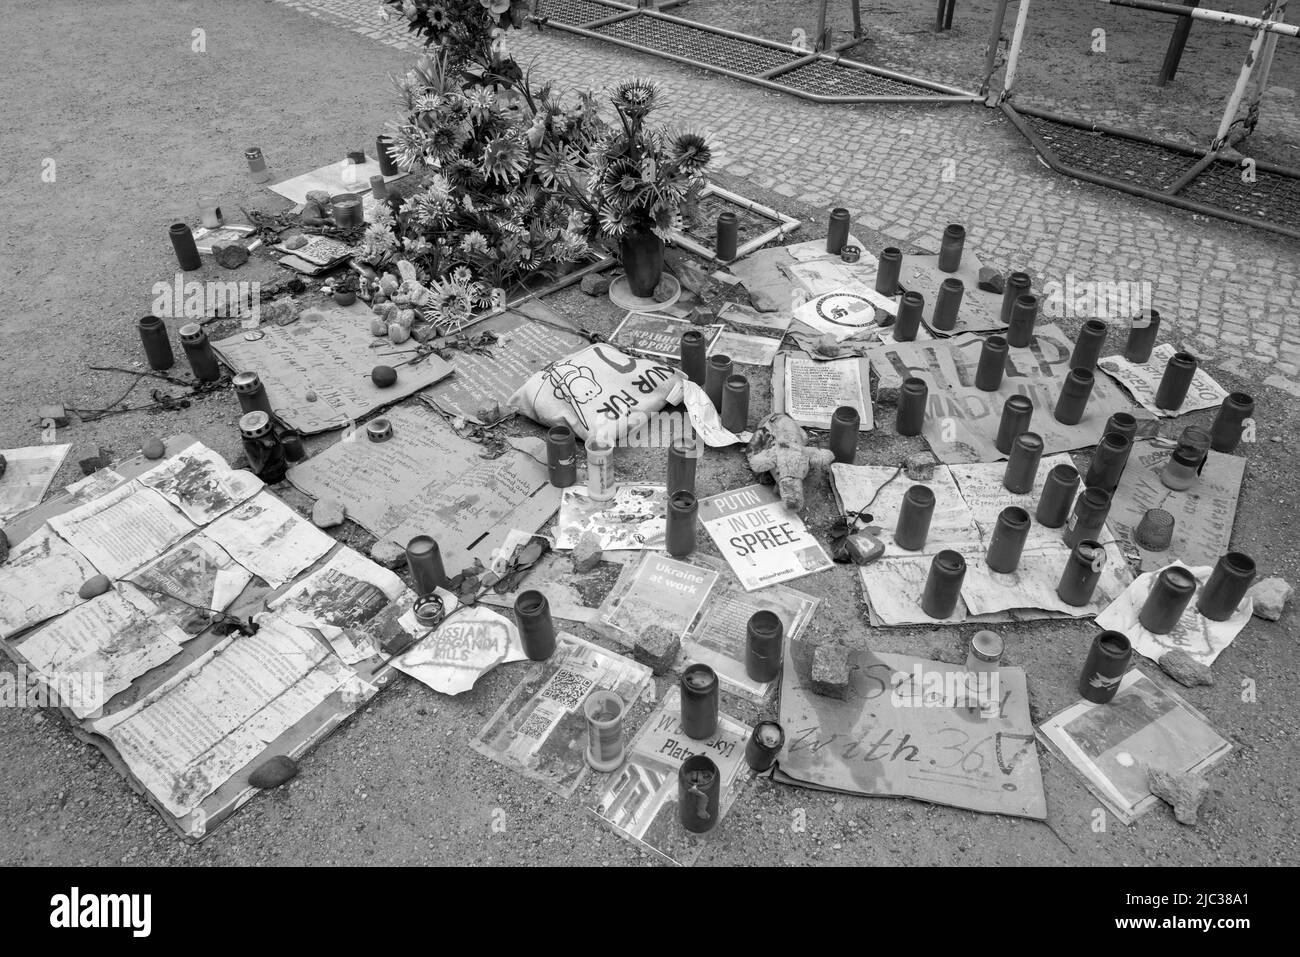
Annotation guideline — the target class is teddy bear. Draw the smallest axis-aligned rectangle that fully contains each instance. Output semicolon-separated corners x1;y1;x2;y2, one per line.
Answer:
746;412;835;512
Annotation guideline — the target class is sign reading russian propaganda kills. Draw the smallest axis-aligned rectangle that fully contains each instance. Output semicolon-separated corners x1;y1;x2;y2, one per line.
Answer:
699;484;832;591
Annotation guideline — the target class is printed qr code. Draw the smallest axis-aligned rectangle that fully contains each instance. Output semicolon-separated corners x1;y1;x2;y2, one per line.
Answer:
540;668;594;710
518;709;553;740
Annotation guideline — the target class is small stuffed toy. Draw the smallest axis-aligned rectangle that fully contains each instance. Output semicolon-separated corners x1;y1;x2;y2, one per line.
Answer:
301;190;333;228
746;413;835;512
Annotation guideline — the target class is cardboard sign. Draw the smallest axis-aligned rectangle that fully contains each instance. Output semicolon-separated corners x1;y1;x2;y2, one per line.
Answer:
212;302;454;435
698;484;833;591
1107;440;1245;571
286;401;559;574
775;646;1047;819
867;325;1134;463
899;252;1006;334
1098;344;1228;418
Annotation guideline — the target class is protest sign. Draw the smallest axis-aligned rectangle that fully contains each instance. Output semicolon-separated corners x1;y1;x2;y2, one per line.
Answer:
698;484;833;591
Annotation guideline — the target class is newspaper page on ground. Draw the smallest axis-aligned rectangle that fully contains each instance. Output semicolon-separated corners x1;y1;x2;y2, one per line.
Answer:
136;442;262;524
554;484;667;551
698;484;834;591
776;646;1047;819
1037;669;1232;824
0;444;71;522
91;615;352;820
212;302;454;434
1097;343;1229;418
867;326;1134;463
47;481;196;580
1106;440;1245;571
126;534;253;643
471;633;652;796
287;401;558;574
205;491;335;588
268;546;407;664
774;352;873;431
0;524;101;639
588;686;751;866
14;585;184;719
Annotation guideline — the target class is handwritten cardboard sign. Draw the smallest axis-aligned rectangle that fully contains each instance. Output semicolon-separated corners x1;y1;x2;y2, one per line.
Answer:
775;647;1046;819
212;302;453;434
867;325;1134;464
899;252;1006;334
1098;344;1228;418
1107;440;1245;571
287;401;559;574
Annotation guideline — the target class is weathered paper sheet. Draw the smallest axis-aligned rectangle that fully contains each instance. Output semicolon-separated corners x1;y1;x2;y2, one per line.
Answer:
682;381;751;447
16;586;183;718
394;597;527;695
421;308;588;423
610;312;722;361
48;481;195;579
555;484;667;551
791;284;887;341
212;302;454;434
136;443;262;524
1097;344;1228;418
1095;561;1253;667
205;491;334;588
267;155;405;205
1037;670;1231;824
776;647;1047;819
708;329;782;367
774;352;873;431
1106;440;1244;571
716;300;791;334
0;524;101;639
867;325;1134;463
287;402;558;575
126;534;253;642
588;687;751;867
0;444;70;521
92;616;351;818
268;547;407;664
470;633;652;796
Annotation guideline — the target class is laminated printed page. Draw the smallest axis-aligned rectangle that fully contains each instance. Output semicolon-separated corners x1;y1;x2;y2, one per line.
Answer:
137;443;262;524
698;485;833;591
471;633;652;796
92;615;351;819
205;492;334;588
594;553;720;649
48;481;195;580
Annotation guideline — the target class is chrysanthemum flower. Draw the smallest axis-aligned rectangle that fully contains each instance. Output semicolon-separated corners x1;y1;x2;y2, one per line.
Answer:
480;135;527;183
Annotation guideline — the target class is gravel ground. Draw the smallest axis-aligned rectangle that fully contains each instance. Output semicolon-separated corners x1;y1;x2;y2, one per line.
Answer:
0;0;1296;866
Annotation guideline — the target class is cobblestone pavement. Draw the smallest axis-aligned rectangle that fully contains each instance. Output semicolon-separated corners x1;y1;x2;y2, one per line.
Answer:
277;0;1300;393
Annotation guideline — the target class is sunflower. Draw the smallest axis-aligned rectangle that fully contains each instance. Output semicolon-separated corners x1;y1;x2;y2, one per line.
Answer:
425;2;450;30
480;134;527;183
610;78;661;119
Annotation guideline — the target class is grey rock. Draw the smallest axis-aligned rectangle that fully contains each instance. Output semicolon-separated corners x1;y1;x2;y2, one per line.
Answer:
0;452;6;479
791;626;838;680
142;437;166;460
847;532;885;565
904;451;939;482
580;273;612;296
78;575;112;599
633;625;681;676
1158;649;1214;687
1148;767;1211;825
212;241;250;269
670;259;717;297
572;532;603;574
0;529;9;566
977;266;1004;294
750;291;780;313
370;540;406;570
1248;577;1292;621
652;275;677;302
811;642;851;699
248;755;299;789
311;499;346;529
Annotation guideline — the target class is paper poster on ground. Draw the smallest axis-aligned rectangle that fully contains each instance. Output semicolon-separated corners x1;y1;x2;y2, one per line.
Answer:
681;381;751;447
15;585;184;718
126;534;253;642
1095;562;1253;667
212;302;454;434
1106;441;1244;571
92;616;352;819
395;593;528;695
791;284;887;341
470;633;652;796
47;481;195;580
775;646;1047;819
205;491;334;588
555;484;667;551
1037;670;1231;824
698;484;833;591
774;352;872;431
708;329;782;367
867;325;1133;463
610;312;722;361
136;443;262;524
0;444;70;522
716;300;792;334
1097;344;1228;418
287;402;559;575
588;686;751;867
0;525;101;639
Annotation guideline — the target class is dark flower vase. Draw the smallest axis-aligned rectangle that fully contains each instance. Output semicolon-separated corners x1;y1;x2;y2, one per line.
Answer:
620;227;664;298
